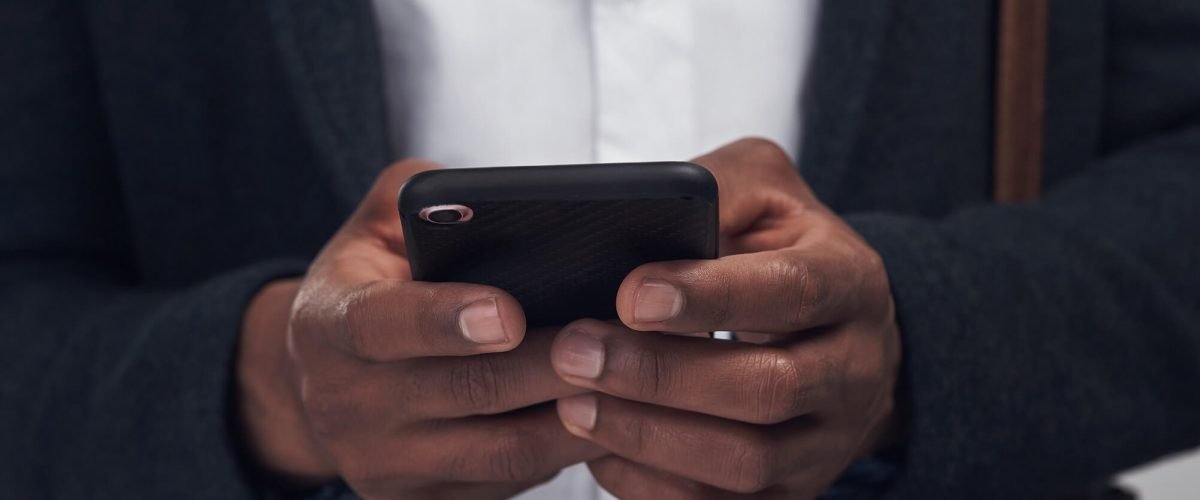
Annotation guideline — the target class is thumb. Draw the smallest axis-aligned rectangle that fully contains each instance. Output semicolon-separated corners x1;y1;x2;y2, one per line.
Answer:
352;159;443;228
316;159;442;278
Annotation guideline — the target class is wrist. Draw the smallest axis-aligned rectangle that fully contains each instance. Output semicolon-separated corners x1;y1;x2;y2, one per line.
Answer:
237;278;335;485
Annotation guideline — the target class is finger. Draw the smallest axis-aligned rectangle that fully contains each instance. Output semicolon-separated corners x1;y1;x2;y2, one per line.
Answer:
616;247;860;333
690;137;824;234
588;456;718;500
551;320;835;424
305;279;527;361
720;213;812;257
386;475;561;500
370;404;605;485
300;331;591;440
559;395;837;495
320;160;444;269
353;159;442;229
401;329;592;417
590;456;768;500
311;329;589;430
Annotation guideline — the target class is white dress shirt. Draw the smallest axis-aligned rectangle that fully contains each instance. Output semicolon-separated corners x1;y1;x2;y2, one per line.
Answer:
371;0;821;497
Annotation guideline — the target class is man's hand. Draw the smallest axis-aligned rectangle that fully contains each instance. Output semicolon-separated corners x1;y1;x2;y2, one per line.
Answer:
238;160;603;498
550;139;901;498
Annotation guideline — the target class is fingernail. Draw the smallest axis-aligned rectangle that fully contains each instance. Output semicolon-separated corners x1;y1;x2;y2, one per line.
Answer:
459;298;508;345
554;330;605;380
633;280;683;323
559;394;598;432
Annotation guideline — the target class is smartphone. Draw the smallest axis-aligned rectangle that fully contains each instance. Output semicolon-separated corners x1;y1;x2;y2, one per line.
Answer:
397;162;718;327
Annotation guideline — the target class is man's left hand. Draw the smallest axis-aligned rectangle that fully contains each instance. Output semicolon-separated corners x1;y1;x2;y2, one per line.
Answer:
550;138;902;498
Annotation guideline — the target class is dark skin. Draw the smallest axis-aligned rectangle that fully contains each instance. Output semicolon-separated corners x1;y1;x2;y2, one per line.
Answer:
552;138;902;498
238;138;901;499
238;160;604;499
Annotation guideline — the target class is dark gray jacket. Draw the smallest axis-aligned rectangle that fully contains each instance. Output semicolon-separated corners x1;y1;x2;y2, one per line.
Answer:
2;0;1198;498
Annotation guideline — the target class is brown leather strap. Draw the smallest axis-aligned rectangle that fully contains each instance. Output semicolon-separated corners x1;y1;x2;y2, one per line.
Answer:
993;0;1049;202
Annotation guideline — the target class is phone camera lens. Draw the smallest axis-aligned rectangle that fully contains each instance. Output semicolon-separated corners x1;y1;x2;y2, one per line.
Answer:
429;209;462;223
418;205;474;225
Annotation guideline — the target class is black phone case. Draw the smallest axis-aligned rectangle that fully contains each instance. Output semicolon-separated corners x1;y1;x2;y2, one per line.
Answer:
398;162;718;327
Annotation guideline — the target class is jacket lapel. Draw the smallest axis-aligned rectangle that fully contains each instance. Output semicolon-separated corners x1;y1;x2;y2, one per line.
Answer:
800;0;896;204
266;0;392;205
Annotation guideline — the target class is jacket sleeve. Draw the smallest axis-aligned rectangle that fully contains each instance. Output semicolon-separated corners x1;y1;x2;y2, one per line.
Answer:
0;1;307;498
847;121;1200;498
842;2;1200;496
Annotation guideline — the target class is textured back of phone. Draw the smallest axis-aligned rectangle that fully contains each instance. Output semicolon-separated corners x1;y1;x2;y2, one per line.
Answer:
404;197;717;327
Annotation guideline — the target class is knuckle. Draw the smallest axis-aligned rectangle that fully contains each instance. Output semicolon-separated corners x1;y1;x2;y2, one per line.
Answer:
448;356;501;414
698;269;736;327
289;289;320;333
619;347;674;401
770;257;813;328
751;352;806;424
737;137;789;160
674;262;733;328
338;283;378;358
738;137;794;172
803;222;840;248
725;433;778;494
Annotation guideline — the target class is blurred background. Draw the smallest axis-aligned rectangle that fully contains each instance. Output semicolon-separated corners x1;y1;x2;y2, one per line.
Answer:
1120;452;1200;498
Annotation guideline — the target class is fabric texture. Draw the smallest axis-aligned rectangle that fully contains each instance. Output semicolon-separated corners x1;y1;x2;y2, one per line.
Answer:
1;0;1198;498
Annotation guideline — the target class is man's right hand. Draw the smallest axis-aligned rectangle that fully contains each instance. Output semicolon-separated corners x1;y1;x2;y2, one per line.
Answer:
237;160;603;499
